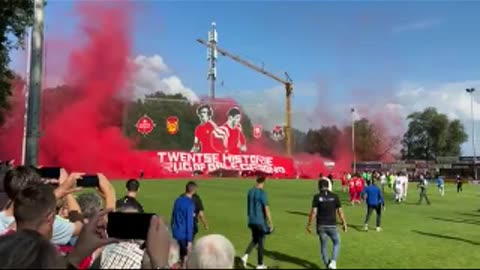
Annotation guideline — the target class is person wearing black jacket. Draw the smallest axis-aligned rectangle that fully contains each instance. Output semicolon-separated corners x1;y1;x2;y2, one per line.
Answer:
116;179;144;212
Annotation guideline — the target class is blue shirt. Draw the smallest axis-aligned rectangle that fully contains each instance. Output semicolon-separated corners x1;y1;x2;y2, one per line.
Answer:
437;177;444;186
247;187;268;227
361;184;384;206
171;195;195;242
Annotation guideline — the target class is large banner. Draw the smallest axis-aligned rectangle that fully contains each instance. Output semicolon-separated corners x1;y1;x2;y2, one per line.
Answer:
156;151;296;177
139;103;297;178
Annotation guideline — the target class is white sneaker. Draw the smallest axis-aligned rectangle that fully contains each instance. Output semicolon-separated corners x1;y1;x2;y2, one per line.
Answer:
364;224;369;231
241;255;248;268
257;265;268;269
328;260;337;269
376;227;382;232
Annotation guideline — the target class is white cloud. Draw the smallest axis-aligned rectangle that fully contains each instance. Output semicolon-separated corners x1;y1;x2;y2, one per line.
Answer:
130;54;199;101
392;19;443;33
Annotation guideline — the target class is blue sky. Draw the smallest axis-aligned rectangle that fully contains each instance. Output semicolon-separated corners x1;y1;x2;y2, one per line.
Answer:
9;0;480;154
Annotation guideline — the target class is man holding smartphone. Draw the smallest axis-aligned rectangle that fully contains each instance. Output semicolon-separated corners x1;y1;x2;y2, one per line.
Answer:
306;179;347;270
171;182;197;266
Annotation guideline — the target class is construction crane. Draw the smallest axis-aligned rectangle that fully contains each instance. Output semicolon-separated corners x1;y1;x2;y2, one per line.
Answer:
197;38;294;157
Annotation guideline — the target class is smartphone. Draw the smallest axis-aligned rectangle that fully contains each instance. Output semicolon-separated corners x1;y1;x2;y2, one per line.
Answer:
107;212;154;240
37;167;61;179
76;175;99;187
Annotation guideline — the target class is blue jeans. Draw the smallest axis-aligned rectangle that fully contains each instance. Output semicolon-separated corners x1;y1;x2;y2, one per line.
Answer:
317;226;340;267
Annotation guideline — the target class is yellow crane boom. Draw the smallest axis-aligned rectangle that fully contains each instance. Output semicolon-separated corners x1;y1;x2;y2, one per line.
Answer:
196;38;293;157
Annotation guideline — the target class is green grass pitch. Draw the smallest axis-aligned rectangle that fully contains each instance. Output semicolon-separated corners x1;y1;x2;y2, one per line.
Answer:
110;179;480;269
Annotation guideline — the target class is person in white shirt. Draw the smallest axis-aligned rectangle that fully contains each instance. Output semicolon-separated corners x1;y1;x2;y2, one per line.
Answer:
403;173;409;199
393;173;403;203
379;173;387;192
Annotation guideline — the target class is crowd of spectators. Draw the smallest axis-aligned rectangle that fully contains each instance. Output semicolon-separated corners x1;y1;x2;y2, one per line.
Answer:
0;162;236;269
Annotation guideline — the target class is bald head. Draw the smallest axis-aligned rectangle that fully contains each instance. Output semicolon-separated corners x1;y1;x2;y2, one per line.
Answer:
187;234;235;269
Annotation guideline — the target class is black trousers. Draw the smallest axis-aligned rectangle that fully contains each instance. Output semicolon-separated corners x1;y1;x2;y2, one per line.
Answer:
457;183;463;192
244;224;266;265
418;189;431;205
364;204;382;227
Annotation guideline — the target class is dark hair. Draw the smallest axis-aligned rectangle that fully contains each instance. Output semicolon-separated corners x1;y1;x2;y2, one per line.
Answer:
227;107;241;117
13;184;56;228
256;175;266;184
196;104;213;117
186;181;198;193
0;230;62;268
4;166;43;200
126;179;140;192
318;179;329;190
318;173;324;178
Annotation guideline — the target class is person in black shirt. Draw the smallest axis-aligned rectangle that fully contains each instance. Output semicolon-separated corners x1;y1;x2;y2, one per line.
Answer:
306;179;347;270
192;192;209;239
116;179;144;212
456;175;463;193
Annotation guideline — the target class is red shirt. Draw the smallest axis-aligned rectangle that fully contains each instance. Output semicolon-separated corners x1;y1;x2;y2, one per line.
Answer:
194;121;226;153
354;178;365;192
221;124;246;154
57;245;92;269
348;178;356;191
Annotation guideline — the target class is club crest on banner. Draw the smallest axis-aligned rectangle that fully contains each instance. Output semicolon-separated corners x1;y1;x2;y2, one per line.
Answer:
270;125;285;141
135;114;155;136
166;116;179;135
253;125;262;139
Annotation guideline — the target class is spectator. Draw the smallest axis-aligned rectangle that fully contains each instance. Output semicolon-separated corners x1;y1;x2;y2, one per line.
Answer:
0;166;84;245
241;175;273;269
361;180;385;232
187;234;235;269
179;184;209;240
306;179;347;270
319;173;332;191
0;160;14;210
13;184;57;239
171;181;197;266
77;193;103;223
0;229;63;269
116;179;144;213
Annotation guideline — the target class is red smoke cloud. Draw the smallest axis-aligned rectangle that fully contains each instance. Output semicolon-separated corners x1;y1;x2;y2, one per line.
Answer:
36;3;164;178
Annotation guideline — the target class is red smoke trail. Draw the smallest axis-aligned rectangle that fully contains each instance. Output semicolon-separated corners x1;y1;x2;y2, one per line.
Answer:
37;3;162;179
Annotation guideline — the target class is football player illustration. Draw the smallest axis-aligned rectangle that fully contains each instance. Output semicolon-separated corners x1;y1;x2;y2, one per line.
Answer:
191;104;228;153
218;107;247;154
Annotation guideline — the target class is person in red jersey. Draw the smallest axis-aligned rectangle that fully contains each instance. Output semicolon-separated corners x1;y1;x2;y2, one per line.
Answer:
191;104;227;153
354;174;365;204
348;174;358;205
218;107;247;154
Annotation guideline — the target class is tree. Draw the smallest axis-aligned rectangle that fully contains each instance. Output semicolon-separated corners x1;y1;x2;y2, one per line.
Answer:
0;0;34;124
401;107;468;160
305;126;340;157
344;118;383;161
